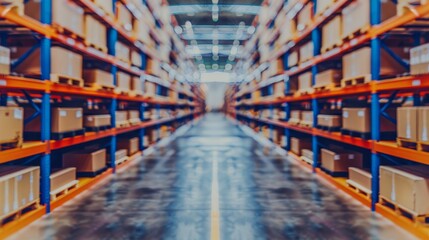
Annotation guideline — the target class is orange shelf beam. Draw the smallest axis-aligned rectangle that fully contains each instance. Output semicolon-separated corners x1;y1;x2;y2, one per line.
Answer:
376;203;429;240
0;142;48;164
50;130;114;150
0;76;48;92
316;169;371;208
313;129;373;149
374;141;429;165
0;205;46;239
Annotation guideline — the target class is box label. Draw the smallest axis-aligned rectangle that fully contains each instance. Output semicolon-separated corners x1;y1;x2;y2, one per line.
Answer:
14;108;23;119
76;110;82;118
60;110;67;117
343;112;349;118
334;155;340;160
358;111;364;117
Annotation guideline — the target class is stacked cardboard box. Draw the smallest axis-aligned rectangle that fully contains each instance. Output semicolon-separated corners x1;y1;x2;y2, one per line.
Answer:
380;165;429;216
301;149;314;164
26;0;84;38
116;42;131;63
25;108;83;134
0;166;40;219
117;2;133;32
314;69;341;89
342;107;396;134
63;149;106;174
298;72;313;93
0;46;10;75
146;59;161;76
321;148;363;173
118;137;139;156
317;114;341;128
107;149;128;165
12;46;82;81
289;110;301;124
410;43;429;75
145;81;157;98
116;72;131;93
316;0;336;15
321;16;342;52
115;111;128;127
347;167;372;194
296;3;312;32
92;0;113;15
84;114;111;128
84;15;107;51
301;111;314;127
128;110;140;125
397;107;429;143
50;168;77;193
83;69;114;89
299;42;314;63
291;137;312;156
288;51;299;68
0;107;23;146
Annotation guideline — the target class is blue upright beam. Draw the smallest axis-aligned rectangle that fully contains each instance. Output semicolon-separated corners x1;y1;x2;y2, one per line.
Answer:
370;0;381;211
311;0;320;171
284;103;291;150
40;0;52;213
139;103;146;150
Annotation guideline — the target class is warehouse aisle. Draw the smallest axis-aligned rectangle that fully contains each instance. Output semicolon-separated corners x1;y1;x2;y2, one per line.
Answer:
10;113;414;240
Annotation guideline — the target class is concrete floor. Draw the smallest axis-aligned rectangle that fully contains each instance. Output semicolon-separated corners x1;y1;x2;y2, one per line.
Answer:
10;113;415;240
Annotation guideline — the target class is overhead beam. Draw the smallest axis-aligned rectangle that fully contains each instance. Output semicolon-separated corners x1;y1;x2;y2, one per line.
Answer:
169;4;261;15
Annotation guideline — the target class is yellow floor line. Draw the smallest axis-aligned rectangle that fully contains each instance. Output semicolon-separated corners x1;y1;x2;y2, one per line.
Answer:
211;151;220;240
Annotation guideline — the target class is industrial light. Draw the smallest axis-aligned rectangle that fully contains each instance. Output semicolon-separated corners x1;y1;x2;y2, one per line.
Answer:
212;64;219;70
212;55;219;61
212;45;219;55
174;26;183;35
247;26;256;34
225;64;232;71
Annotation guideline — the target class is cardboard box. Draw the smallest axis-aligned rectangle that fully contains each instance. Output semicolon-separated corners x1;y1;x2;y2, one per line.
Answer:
288;51;299;67
317;114;341;128
0;46;10;75
301;111;313;126
302;149;314;163
314;69;342;88
410;43;429;75
12;46;82;80
83;69;114;88
146;59;161;76
342;0;396;40
321;148;363;173
63;149;106;173
145;81;157;98
395;169;429;215
26;0;84;38
298;72;313;91
128;110;140;124
268;59;284;77
92;0;113;15
0;107;23;145
273;82;285;98
117;2;132;32
25;107;83;134
0;166;40;218
116;71;131;92
115;111;128;125
297;3;312;32
342;46;408;80
418;107;429;142
116;42;130;63
143;135;149;147
289;110;302;124
397;107;418;141
84;114;111;128
299;42;313;63
348;167;372;192
107;149;128;164
131;51;142;67
131;76;143;94
321;16;342;52
50;168;76;192
316;0;336;15
276;18;296;46
118;137;139;156
84;15;107;51
343;107;396;133
291;137;312;156
134;19;154;47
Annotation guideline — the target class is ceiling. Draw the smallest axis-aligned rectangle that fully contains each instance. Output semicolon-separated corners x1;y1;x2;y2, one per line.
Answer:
168;0;263;72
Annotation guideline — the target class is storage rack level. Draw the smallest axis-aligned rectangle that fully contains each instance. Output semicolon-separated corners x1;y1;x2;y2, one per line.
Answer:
225;0;429;239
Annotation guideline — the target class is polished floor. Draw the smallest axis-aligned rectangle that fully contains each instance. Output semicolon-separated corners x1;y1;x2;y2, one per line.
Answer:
10;113;415;240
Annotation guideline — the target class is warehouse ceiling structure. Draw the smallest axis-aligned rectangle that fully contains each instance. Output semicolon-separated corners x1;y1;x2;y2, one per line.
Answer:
168;0;263;72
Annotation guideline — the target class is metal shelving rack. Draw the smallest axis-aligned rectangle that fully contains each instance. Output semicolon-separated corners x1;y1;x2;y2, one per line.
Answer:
0;1;204;238
227;1;429;238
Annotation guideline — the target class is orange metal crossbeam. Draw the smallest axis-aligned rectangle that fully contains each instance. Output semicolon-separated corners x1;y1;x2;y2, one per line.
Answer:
374;141;429;165
0;205;46;239
0;142;48;164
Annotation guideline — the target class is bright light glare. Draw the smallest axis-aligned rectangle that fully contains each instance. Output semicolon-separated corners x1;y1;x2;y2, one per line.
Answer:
201;72;231;83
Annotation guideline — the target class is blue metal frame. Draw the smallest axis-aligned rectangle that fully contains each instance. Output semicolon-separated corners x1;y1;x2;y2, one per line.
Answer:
370;0;381;211
139;103;146;150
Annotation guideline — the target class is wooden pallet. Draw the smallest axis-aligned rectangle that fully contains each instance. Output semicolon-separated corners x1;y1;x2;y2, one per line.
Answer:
52;23;85;41
0;1;24;15
1;200;39;225
379;197;429;224
321;42;343;54
341;74;372;87
114;88;130;95
128;118;141;125
77;166;108;178
115;156;129;165
116;121;130;128
346;179;372;198
321;167;348;177
315;0;339;17
316;125;341;132
85;83;115;92
340;129;371;140
85;125;111;133
397;1;429;16
342;24;370;41
89;0;115;18
50;180;79;200
300;121;313;128
397;137;418;149
0;137;22;151
84;41;108;53
300;156;313;165
51;73;84;87
313;83;340;92
296;88;314;96
129;90;144;97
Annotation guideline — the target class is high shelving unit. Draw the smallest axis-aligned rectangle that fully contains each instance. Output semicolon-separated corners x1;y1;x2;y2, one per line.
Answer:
226;0;429;238
0;0;205;238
